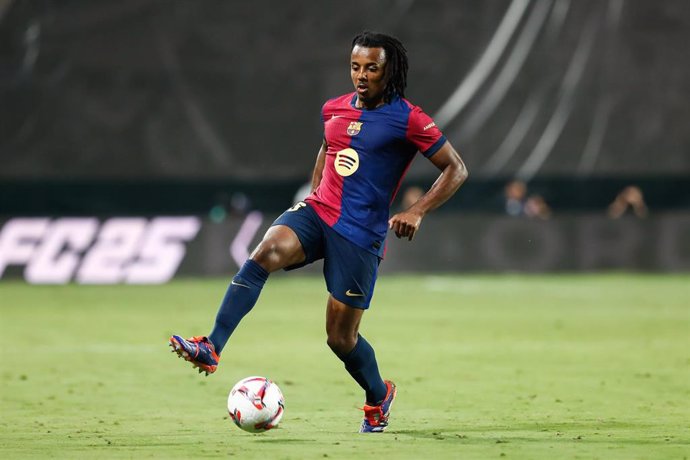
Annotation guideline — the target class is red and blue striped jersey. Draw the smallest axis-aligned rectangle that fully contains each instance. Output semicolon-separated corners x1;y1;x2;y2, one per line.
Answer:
305;92;447;257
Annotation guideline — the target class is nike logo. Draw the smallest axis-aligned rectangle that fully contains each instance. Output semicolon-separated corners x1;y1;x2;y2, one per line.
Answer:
331;115;342;119
231;280;250;288
345;289;365;297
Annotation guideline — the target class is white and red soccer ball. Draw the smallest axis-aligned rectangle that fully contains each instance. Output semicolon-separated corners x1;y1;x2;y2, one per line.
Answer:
227;376;285;433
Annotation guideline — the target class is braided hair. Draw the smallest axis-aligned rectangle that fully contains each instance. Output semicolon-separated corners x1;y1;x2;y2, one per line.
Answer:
351;31;408;102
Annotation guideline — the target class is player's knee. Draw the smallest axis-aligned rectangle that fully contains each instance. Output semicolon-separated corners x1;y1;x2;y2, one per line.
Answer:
250;238;285;271
249;226;304;272
326;333;357;356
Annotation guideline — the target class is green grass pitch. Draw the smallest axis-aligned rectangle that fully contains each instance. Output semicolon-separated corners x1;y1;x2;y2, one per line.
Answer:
1;274;688;459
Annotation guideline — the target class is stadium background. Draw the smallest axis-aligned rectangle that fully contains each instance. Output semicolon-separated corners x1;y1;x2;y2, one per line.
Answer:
1;0;689;276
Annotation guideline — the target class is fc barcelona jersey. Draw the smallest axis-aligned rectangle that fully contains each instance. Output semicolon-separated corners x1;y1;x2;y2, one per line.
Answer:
305;92;446;257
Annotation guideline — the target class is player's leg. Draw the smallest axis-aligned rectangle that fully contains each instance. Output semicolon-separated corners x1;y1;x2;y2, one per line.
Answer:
321;228;396;432
326;296;397;433
170;224;305;374
171;202;324;374
326;296;387;404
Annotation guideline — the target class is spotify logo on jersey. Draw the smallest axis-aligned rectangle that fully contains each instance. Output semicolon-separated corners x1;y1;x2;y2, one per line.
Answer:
335;148;360;177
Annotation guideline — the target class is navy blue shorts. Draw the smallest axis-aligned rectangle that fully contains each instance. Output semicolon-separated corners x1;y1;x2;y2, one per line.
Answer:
272;202;380;309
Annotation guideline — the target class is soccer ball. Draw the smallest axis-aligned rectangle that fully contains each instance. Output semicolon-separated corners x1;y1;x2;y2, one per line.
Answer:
227;376;285;433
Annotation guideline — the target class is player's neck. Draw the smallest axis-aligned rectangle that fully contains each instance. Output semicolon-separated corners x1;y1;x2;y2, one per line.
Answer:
355;96;386;110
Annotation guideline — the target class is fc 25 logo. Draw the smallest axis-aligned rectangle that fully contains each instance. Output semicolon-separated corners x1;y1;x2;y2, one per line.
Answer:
0;217;200;284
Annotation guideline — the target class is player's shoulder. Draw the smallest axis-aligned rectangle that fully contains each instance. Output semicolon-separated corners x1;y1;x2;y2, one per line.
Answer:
400;97;437;123
398;97;441;137
383;96;432;122
399;97;428;115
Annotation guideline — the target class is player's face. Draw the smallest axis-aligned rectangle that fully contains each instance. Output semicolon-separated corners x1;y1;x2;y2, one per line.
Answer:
351;45;387;108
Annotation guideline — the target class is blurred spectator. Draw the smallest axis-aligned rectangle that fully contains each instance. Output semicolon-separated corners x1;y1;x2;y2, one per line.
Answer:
209;191;251;222
503;180;551;220
504;180;528;216
293;182;312;204
524;195;552;220
608;185;648;219
401;186;424;210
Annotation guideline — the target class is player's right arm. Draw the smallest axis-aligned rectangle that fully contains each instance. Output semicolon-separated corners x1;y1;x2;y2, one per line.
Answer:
388;141;467;241
310;139;328;193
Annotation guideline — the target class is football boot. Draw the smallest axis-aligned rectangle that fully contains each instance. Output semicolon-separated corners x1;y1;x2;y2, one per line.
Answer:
360;380;397;433
169;335;219;375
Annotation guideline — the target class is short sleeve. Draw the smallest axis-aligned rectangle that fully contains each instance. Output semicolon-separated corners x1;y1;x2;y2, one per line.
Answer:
406;106;447;158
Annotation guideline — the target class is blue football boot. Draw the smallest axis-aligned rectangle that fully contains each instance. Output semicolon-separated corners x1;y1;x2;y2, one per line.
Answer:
360;380;397;433
169;335;220;375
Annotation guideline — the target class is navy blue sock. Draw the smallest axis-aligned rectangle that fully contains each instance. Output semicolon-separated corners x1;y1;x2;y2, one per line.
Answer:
208;260;269;354
338;334;387;405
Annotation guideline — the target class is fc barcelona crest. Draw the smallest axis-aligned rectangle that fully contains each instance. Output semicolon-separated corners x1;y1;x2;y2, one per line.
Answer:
347;121;363;136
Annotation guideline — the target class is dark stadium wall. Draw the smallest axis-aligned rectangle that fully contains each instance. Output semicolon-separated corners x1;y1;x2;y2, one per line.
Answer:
0;176;688;216
1;213;688;283
1;0;689;181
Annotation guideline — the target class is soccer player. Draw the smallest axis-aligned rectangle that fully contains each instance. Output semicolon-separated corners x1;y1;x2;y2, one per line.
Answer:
170;31;468;433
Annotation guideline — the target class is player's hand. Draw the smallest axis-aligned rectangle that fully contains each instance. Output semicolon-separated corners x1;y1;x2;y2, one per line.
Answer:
388;210;423;241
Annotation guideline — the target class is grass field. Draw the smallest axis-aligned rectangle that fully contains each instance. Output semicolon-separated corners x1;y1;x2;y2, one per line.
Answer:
1;274;688;459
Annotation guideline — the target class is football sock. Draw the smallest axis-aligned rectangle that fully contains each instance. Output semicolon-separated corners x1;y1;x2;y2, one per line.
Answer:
208;259;269;354
338;334;388;405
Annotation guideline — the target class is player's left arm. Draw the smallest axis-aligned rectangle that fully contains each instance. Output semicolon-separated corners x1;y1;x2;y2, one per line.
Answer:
388;141;468;241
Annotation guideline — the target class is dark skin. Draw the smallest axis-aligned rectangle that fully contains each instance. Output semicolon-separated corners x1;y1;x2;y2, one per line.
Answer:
249;45;468;357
